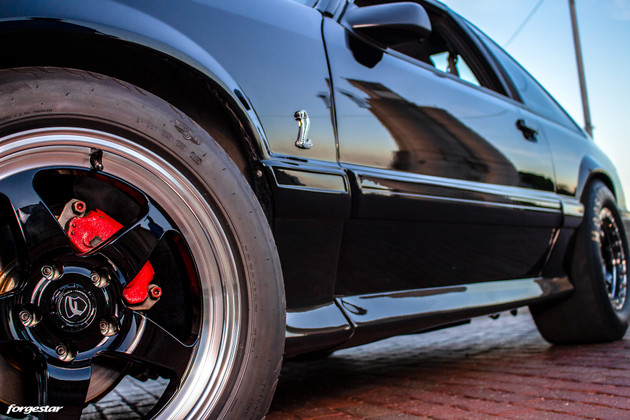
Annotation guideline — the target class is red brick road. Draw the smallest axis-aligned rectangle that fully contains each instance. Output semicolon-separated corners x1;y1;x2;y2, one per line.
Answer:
83;309;630;419
267;309;630;420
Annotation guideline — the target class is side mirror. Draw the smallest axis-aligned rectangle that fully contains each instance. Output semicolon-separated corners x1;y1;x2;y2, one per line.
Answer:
344;2;432;48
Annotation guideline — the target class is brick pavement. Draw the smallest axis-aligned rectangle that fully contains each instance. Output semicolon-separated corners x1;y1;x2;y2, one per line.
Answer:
267;309;630;420
81;309;630;419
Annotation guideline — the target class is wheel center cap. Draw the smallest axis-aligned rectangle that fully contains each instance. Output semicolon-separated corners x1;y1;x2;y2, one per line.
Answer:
53;285;96;329
60;290;90;322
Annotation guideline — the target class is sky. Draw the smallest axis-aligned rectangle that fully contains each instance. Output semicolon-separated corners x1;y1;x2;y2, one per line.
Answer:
440;0;630;198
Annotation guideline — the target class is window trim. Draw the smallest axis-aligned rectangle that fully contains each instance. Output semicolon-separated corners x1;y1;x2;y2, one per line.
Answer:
424;7;506;96
465;21;584;134
451;15;519;102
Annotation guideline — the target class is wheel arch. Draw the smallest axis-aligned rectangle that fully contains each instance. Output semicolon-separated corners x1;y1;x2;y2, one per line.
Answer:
585;172;616;201
575;155;630;245
577;155;622;206
0;19;275;218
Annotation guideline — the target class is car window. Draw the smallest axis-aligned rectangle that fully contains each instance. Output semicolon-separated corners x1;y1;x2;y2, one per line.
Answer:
354;0;504;93
468;24;581;133
386;11;482;87
429;51;479;86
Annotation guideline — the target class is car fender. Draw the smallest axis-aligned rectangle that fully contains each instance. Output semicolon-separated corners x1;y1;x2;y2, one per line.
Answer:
577;154;627;210
0;2;271;158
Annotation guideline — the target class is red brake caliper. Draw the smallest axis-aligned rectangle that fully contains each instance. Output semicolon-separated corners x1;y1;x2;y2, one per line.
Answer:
60;199;161;309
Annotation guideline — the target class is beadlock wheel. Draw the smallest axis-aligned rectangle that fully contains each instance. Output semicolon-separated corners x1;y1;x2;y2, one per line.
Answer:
0;67;284;419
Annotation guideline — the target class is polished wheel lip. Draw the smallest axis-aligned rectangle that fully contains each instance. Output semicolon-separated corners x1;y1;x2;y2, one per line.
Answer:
599;207;628;311
0;127;244;418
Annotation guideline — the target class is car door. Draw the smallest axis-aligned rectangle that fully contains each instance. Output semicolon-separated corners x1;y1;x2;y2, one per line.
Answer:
471;23;607;202
324;0;562;296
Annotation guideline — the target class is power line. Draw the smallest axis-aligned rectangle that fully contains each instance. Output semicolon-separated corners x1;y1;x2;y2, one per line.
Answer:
504;0;546;47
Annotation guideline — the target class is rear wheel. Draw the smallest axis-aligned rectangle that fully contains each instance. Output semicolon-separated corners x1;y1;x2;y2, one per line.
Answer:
531;180;629;343
0;67;284;419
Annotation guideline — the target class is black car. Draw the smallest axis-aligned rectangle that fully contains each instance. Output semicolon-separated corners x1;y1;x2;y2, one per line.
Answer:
0;0;627;418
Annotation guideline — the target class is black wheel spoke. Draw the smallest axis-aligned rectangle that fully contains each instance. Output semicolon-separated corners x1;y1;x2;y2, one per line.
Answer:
115;312;193;380
99;201;175;284
0;171;69;271
36;361;91;420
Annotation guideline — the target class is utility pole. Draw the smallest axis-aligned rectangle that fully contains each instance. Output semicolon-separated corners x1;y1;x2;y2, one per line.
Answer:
569;0;593;137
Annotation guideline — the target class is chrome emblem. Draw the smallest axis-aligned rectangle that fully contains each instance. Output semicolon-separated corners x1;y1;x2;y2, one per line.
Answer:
294;110;313;149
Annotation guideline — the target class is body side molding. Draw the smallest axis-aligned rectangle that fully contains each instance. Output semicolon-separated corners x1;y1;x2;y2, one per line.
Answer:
347;163;563;214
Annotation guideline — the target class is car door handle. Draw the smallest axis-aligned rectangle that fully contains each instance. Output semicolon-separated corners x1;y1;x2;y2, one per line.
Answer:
516;119;538;142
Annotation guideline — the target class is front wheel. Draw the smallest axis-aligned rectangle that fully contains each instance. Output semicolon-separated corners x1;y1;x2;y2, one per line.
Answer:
0;67;284;419
531;180;629;344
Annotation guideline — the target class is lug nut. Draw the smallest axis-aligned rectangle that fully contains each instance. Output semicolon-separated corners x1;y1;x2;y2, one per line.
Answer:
19;309;39;327
55;345;67;357
91;272;101;286
41;264;61;280
41;265;54;279
55;344;75;362
90;270;109;288
19;310;32;325
99;318;119;337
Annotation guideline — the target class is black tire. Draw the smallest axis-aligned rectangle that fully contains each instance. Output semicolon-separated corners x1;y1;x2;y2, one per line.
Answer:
531;180;629;344
0;67;284;419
